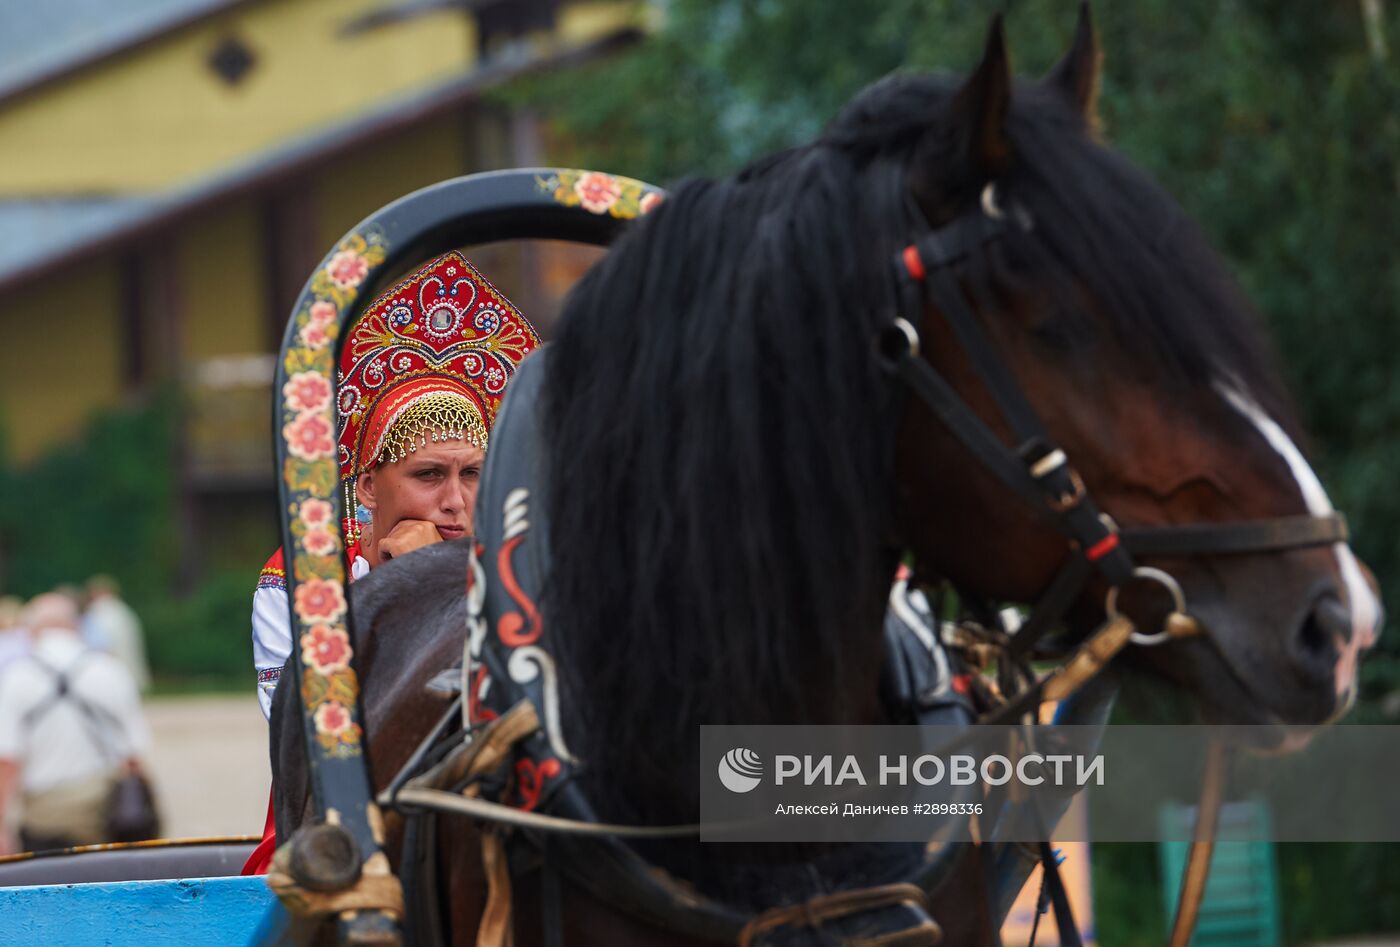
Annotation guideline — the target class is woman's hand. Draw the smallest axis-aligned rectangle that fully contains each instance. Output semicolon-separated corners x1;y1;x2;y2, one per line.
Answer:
377;519;443;562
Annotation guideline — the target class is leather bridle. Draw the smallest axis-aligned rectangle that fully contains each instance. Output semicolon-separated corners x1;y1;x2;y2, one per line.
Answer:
880;180;1349;945
882;180;1346;675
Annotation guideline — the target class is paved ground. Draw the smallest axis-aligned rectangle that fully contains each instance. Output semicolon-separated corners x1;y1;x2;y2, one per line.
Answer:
143;694;269;839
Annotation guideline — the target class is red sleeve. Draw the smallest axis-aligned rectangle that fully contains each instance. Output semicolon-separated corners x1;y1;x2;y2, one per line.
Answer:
257;548;287;591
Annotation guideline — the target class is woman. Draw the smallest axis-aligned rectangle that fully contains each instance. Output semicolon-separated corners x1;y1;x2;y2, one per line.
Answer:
244;250;540;872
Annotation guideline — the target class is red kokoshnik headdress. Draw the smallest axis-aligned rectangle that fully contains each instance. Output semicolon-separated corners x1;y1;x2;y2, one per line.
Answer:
336;251;540;482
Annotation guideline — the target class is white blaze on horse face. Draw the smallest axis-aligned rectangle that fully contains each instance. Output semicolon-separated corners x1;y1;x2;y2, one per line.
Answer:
1217;384;1381;691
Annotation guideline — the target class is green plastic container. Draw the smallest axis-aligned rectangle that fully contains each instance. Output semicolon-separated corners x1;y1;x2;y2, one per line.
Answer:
1158;799;1282;947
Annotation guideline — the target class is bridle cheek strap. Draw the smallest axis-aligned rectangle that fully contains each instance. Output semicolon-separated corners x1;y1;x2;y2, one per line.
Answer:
888;213;1134;588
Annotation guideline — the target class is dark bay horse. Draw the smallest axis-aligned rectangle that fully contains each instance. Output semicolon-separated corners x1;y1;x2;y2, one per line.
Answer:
274;10;1381;944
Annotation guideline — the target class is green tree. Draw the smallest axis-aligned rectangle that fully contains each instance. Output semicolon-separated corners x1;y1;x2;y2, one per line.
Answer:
0;395;178;604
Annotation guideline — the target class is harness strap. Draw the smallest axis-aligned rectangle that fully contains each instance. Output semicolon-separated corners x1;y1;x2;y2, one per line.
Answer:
736;883;939;947
906;207;994;271
1122;513;1348;558
403;810;447;947
1168;740;1229;947
541;843;564;947
394;787;706;839
975;614;1135;727
394;702;966;944
393;701;541;805
889;344;1049;515
1040;614;1136;704
900;203;1136;581
1037;842;1084;947
1007;555;1094;661
477;831;514;947
381;696;464;802
891;252;1134;587
917;239;1049;447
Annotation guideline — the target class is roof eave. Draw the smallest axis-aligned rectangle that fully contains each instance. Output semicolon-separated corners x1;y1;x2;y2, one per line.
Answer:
0;0;263;109
0;28;641;297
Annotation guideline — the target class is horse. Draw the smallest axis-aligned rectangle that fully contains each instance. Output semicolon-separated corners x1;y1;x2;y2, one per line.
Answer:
272;9;1382;945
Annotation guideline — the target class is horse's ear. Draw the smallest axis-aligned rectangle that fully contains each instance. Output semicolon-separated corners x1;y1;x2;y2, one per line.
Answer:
1043;2;1101;129
952;14;1014;178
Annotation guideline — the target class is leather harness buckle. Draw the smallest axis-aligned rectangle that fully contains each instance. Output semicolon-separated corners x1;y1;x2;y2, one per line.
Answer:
1029;449;1087;513
1048;467;1087;513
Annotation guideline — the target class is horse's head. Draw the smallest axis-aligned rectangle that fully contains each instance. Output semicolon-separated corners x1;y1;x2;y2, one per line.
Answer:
883;12;1382;730
542;7;1382;832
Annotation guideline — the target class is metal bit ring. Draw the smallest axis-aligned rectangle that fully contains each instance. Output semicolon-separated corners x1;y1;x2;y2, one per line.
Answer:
1105;567;1188;647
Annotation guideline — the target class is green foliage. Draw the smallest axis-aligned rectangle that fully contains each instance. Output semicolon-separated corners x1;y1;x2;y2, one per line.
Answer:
1096;841;1400;946
0;394;179;604
140;567;254;684
1276;843;1400;942
0;395;248;686
1091;843;1165;947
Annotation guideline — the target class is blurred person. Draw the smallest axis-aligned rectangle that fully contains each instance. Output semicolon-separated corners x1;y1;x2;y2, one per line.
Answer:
82;575;151;693
0;596;26;676
241;251;540;874
0;593;153;853
52;584;83;608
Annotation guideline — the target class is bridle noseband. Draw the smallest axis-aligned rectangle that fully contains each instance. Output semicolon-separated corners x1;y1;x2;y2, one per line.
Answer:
881;180;1348;673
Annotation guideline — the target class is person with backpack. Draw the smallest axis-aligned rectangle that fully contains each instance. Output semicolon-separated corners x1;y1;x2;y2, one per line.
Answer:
0;592;154;853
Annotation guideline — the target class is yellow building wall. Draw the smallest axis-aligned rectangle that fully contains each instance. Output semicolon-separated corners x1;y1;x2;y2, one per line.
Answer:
0;0;644;462
178;204;267;362
313;122;467;252
0;0;476;194
557;1;651;44
0;266;123;463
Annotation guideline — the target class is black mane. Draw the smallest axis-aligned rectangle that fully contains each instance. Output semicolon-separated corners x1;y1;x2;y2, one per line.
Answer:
833;74;1289;408
542;71;1288;826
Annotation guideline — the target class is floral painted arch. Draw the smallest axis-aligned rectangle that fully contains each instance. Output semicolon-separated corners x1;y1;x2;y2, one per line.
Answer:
271;168;664;939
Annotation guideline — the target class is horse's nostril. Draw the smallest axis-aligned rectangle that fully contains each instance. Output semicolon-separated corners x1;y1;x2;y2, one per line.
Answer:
1298;609;1330;658
1298;596;1349;660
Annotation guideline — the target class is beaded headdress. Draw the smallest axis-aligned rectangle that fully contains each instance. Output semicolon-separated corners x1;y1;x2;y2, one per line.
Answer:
335;251;541;537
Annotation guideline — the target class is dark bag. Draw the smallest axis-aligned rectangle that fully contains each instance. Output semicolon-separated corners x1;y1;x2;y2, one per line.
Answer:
106;770;161;842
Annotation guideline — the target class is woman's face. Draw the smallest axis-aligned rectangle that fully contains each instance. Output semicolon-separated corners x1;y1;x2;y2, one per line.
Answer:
356;438;485;543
